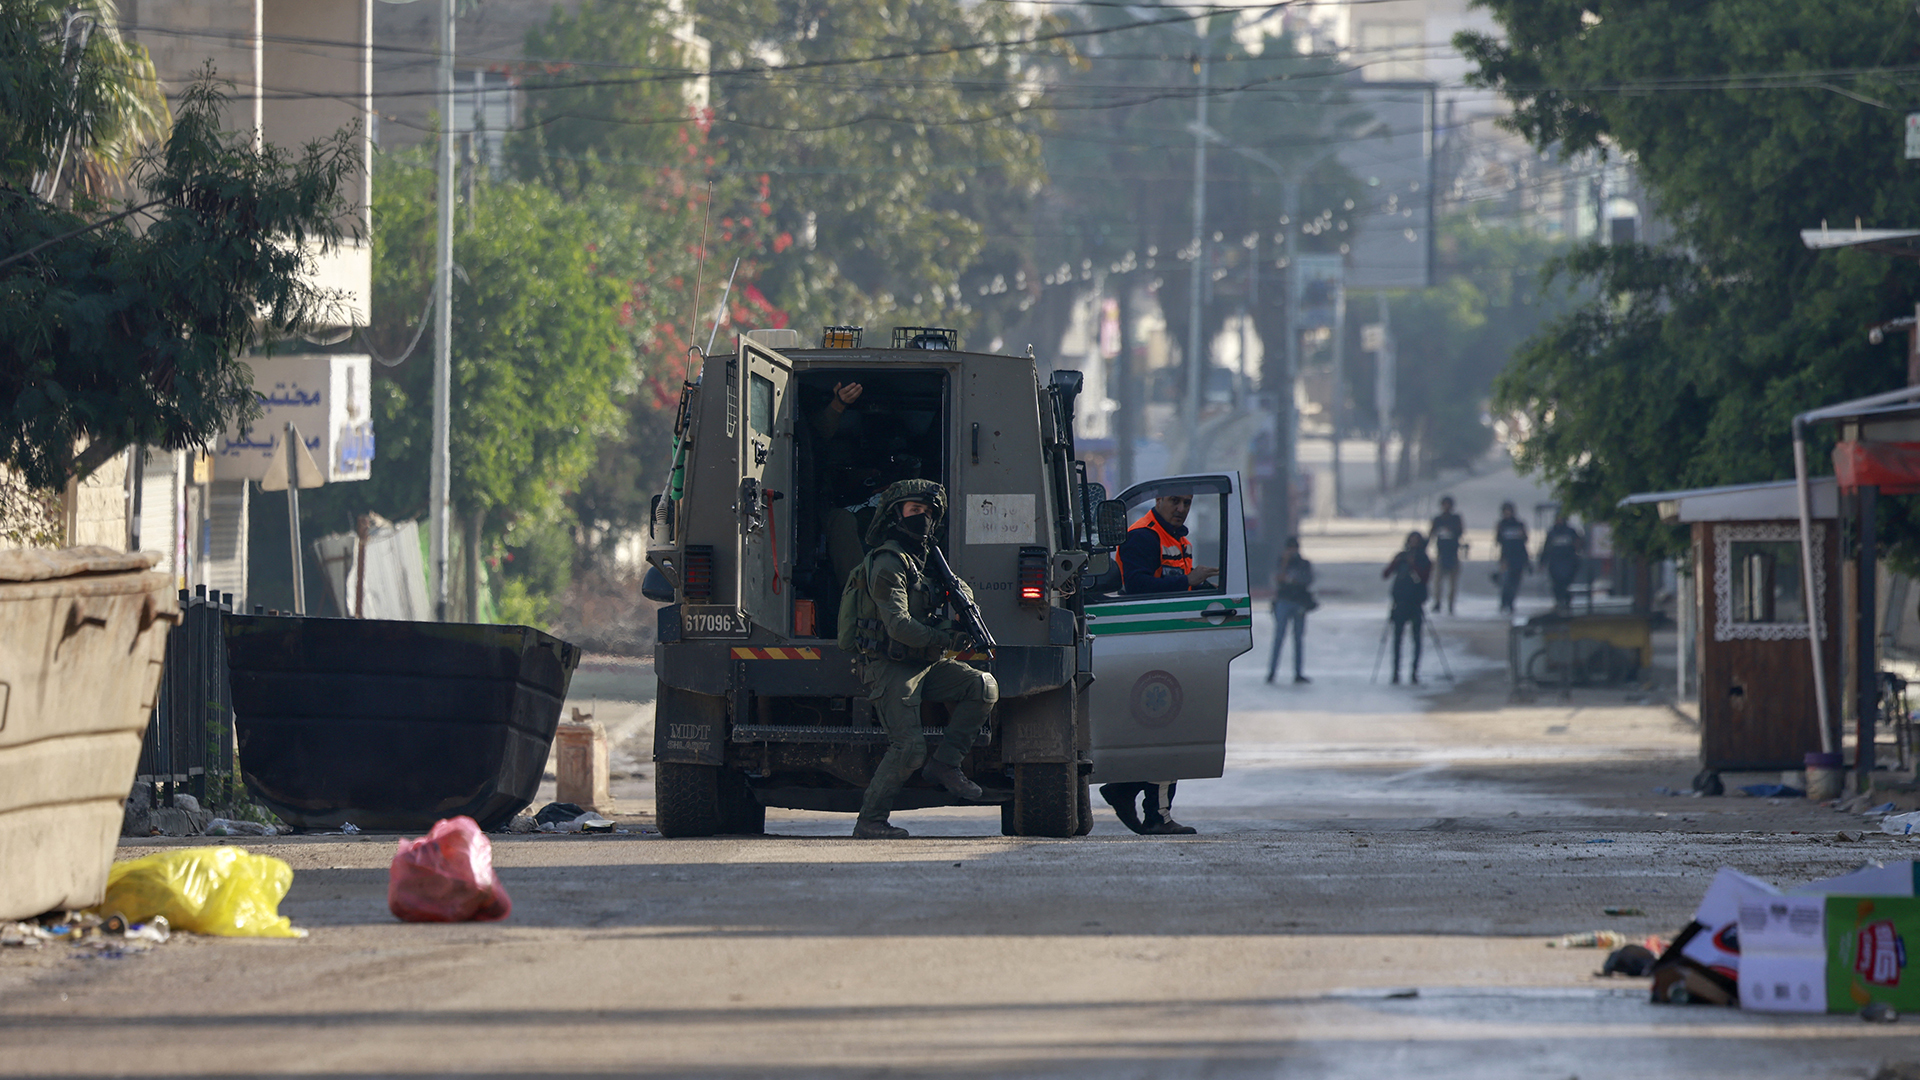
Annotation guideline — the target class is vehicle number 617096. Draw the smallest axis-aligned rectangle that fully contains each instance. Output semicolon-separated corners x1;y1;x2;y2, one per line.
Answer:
681;606;749;637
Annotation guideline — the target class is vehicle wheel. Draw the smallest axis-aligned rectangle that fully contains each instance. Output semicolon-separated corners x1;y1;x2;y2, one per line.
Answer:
718;769;766;835
1074;779;1093;836
1012;762;1078;838
1000;800;1020;837
655;761;722;837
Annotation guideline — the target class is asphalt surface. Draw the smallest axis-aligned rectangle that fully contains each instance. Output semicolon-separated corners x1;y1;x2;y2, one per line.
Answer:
8;506;1920;1077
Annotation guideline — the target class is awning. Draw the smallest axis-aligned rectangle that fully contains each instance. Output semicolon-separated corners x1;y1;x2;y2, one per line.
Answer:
1835;440;1920;495
1618;477;1837;523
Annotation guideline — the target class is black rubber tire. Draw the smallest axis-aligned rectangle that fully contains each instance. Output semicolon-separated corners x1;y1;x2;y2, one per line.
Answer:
655;761;722;838
1013;762;1079;838
718;769;766;835
1001;800;1020;837
1074;780;1093;836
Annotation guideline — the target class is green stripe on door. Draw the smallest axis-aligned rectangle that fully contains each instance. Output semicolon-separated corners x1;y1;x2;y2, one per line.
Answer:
1086;595;1252;617
1087;614;1253;636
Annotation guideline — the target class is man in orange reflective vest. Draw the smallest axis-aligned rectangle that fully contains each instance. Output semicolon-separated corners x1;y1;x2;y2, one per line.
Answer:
1115;493;1219;595
1100;491;1218;836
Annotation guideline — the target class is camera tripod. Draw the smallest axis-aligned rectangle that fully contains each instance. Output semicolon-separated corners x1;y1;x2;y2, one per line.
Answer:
1369;611;1456;684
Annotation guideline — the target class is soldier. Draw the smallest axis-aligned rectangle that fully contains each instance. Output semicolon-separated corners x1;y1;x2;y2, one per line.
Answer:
843;480;999;839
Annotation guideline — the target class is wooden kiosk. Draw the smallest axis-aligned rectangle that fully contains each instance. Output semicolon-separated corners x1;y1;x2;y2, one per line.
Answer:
1625;479;1842;783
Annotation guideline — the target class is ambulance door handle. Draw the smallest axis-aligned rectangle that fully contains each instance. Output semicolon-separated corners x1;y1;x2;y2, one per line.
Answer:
971;423;980;464
1199;601;1235;626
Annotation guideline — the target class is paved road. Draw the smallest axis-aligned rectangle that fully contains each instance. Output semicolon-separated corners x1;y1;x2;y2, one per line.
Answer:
7;522;1920;1078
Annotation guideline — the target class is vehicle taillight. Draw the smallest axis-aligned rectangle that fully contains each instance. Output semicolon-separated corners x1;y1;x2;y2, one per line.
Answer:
684;545;715;602
1018;546;1048;607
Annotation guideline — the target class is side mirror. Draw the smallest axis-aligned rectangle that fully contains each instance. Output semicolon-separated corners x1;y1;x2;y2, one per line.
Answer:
1085;550;1111;578
1095;499;1129;549
641;564;676;604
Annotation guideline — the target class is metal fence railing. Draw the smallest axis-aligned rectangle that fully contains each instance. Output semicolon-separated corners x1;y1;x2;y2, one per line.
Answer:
137;586;236;806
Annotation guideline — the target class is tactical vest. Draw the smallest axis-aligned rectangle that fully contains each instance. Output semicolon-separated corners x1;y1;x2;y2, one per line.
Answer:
1116;510;1193;583
836;543;942;661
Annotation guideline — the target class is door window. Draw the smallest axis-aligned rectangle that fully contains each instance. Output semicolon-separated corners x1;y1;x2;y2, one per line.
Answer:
1091;478;1232;601
748;371;775;437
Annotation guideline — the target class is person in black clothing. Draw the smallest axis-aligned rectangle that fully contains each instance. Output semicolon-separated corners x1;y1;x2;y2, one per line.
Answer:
1429;496;1464;615
1383;531;1431;684
1494;502;1530;615
1266;537;1314;684
1540;511;1584;611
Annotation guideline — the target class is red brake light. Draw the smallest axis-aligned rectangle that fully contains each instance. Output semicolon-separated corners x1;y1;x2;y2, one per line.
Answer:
1018;546;1047;607
683;546;715;602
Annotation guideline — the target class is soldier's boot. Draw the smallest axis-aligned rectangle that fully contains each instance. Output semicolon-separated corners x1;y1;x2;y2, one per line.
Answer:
852;819;910;839
922;760;983;800
1143;819;1198;836
1100;784;1147;834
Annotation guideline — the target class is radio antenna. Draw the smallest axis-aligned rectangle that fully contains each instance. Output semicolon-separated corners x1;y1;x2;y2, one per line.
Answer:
706;258;742;355
685;180;714;381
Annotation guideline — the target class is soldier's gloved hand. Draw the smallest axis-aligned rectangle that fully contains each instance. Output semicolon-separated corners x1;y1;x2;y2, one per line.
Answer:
949;634;975;654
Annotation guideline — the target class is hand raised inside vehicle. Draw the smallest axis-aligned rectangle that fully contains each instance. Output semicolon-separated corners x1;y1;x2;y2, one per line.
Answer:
830;381;864;412
1189;565;1220;585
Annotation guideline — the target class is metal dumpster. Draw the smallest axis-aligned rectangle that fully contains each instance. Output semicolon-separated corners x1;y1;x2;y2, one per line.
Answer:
225;616;581;831
0;548;175;919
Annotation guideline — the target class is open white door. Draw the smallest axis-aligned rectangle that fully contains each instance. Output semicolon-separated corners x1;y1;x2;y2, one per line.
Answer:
1084;472;1252;782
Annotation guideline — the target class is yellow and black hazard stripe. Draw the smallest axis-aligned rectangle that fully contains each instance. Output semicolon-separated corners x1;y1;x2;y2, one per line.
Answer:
729;646;823;660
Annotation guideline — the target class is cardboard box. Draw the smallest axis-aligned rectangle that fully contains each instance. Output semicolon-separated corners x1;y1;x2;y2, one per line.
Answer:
1738;894;1828;1013
1827;896;1920;1013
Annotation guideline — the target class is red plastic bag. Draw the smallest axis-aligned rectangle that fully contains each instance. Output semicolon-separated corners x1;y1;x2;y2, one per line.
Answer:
388;816;512;922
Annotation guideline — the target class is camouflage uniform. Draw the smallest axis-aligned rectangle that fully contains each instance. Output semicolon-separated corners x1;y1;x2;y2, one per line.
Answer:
852;482;999;825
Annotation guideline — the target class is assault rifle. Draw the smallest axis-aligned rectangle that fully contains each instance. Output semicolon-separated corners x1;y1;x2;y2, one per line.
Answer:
926;545;997;659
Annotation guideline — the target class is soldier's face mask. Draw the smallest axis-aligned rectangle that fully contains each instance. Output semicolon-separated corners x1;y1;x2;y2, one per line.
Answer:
894;512;932;538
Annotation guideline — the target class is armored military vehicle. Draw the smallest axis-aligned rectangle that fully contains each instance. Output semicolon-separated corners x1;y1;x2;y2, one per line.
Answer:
642;325;1251;837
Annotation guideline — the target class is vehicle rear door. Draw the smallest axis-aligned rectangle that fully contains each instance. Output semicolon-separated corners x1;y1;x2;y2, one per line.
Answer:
1083;472;1252;782
737;338;794;635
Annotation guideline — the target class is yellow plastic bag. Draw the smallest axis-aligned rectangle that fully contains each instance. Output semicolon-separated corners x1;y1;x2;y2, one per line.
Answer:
90;847;305;938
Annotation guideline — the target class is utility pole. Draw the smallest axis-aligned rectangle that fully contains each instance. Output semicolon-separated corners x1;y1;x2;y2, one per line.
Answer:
1280;181;1299;538
1375;293;1395;494
1330;275;1346;517
1182;51;1210;467
430;0;455;622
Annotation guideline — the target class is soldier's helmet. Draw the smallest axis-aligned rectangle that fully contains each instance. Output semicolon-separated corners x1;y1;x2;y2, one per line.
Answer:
865;478;946;545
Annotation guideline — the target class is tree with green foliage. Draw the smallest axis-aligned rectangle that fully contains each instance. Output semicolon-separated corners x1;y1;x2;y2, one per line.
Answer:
1460;0;1920;556
301;155;626;621
696;0;1050;343
1;0;357;492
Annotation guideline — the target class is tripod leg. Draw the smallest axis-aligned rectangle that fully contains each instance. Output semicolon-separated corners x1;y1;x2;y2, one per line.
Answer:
1371;618;1391;683
1426;617;1456;681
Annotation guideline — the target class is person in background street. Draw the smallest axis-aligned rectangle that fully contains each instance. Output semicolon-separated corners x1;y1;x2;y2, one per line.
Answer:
1266;536;1315;685
1494;501;1530;615
1540;511;1585;612
1383;531;1432;685
1102;490;1214;836
1429;496;1464;615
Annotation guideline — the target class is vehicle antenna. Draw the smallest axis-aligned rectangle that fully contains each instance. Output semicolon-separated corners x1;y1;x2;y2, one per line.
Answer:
705;258;742;356
685;180;714;382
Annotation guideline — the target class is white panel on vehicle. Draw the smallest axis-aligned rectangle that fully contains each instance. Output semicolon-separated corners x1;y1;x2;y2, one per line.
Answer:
964;494;1036;545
